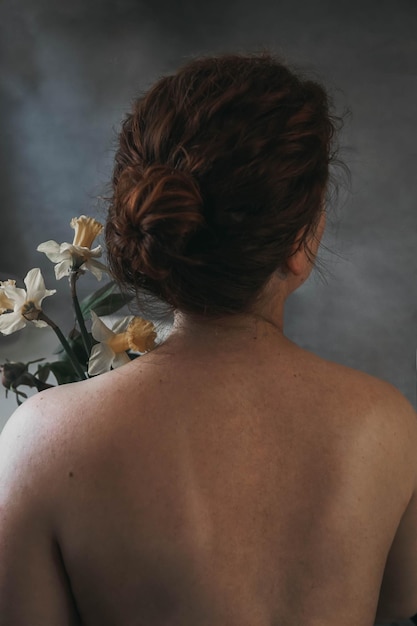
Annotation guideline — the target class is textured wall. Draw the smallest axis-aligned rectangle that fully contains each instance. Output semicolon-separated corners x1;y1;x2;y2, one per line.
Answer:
0;0;416;423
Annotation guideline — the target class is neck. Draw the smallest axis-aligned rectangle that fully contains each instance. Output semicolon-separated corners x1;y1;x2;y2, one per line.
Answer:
155;272;298;354
166;291;288;352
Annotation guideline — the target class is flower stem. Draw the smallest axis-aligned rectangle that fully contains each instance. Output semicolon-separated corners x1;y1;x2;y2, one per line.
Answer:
38;311;87;381
69;271;92;358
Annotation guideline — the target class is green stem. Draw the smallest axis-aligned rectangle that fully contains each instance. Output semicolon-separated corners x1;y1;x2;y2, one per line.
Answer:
38;311;87;381
69;271;92;358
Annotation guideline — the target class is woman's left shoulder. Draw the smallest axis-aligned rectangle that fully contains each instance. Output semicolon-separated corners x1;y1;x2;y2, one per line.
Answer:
0;374;115;483
0;383;83;487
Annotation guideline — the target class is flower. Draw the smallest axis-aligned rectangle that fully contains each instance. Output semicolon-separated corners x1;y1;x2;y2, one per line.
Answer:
88;312;157;376
37;215;108;280
0;268;56;335
0;280;15;313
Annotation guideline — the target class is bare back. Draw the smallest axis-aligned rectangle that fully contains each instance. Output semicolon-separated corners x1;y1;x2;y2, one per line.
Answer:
30;331;417;626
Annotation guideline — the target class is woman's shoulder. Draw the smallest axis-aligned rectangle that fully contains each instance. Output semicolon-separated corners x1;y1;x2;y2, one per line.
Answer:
298;344;414;409
331;359;414;417
0;358;161;469
288;345;417;445
0;372;122;474
312;349;417;451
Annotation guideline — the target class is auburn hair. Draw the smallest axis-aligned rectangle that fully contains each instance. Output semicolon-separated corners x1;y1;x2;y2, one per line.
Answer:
105;53;342;316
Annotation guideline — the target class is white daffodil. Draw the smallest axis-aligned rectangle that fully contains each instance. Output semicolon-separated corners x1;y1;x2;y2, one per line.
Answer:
37;215;108;280
0;269;56;335
88;311;157;376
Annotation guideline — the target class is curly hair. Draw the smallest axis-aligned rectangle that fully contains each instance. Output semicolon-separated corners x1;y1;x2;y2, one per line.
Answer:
105;53;342;316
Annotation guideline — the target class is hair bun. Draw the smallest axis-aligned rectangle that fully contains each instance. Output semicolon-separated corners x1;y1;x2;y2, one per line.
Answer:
107;164;204;283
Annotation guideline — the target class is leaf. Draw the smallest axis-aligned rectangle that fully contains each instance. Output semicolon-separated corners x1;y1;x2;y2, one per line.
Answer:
36;363;51;383
69;332;91;365
80;281;134;318
92;293;134;317
46;360;81;385
79;281;117;317
53;329;92;365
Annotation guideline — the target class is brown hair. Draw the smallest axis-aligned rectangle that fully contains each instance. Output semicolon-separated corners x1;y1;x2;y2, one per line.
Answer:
105;53;342;316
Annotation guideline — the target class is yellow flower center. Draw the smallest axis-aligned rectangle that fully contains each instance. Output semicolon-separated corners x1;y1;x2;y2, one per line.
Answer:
71;216;103;249
107;332;130;353
0;291;13;313
107;317;157;354
127;317;157;352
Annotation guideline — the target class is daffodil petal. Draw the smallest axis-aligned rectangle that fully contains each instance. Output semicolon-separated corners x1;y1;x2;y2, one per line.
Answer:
37;240;65;262
88;343;114;376
63;244;88;257
112;352;131;369
90;311;115;343
59;242;76;255
23;268;55;307
26;265;46;295
68;244;103;260
83;259;107;281
2;285;26;307
88;245;103;258
54;259;72;280
111;316;133;334
0;311;27;335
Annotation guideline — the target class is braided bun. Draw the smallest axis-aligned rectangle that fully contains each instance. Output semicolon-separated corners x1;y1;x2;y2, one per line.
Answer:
106;164;204;286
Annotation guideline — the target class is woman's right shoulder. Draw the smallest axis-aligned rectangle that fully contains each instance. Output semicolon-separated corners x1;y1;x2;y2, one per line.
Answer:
297;346;416;451
320;353;416;421
314;354;417;481
329;357;415;418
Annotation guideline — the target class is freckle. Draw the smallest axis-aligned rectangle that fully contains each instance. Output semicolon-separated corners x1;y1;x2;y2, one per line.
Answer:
69;471;74;478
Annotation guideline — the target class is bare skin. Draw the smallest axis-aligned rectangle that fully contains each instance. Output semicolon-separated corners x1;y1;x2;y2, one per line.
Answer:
1;234;417;626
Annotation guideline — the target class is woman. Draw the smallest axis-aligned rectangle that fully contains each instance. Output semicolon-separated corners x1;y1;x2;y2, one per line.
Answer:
1;53;416;626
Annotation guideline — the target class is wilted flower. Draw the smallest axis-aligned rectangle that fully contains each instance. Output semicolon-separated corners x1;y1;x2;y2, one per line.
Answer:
0;268;56;335
88;311;157;376
1;360;54;405
37;215;108;280
0;280;15;313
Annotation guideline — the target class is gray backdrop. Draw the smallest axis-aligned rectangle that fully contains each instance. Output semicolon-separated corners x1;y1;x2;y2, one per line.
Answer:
1;0;416;424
